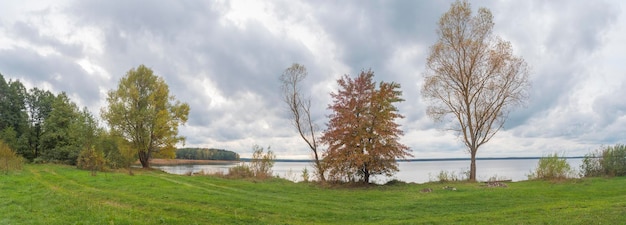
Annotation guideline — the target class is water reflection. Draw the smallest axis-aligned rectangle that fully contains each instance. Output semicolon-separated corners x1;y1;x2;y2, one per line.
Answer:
153;162;242;175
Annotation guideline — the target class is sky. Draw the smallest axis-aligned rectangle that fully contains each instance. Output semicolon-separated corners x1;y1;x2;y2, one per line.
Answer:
1;0;625;159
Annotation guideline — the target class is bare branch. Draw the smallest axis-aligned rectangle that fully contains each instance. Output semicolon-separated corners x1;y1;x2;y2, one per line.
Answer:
422;0;530;181
280;63;325;181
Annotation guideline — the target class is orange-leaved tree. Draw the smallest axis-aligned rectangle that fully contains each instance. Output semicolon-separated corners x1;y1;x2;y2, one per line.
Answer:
321;70;411;183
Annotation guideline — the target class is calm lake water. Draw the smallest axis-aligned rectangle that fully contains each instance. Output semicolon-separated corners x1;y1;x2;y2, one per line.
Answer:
154;158;584;184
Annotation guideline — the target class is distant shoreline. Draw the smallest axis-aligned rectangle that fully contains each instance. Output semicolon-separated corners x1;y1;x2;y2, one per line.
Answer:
240;156;585;163
146;159;240;166
146;156;585;165
400;156;585;162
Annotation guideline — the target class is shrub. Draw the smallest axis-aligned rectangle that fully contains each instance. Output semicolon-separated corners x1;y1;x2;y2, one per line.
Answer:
580;149;604;177
227;164;255;179
581;144;626;177
385;179;407;186
430;170;468;183
250;145;276;179
528;153;574;180
223;145;276;180
0;140;24;174
98;137;125;169
32;157;47;164
601;144;626;176
301;167;310;182
486;174;510;182
41;145;82;165
77;147;106;176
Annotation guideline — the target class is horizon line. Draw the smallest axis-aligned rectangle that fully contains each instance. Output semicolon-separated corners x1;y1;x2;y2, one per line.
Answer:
238;156;585;162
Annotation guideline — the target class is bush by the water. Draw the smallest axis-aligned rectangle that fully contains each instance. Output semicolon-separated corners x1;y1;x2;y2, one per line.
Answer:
227;164;255;178
301;167;310;182
0;140;24;174
430;170;468;183
528;153;574;180
225;145;275;179
581;144;626;177
250;145;276;178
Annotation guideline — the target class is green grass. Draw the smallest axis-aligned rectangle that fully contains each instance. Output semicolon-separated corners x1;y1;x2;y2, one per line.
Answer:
1;164;625;224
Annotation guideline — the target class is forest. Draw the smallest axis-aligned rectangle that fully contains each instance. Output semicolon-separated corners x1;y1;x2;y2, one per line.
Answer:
175;148;239;161
0;73;98;165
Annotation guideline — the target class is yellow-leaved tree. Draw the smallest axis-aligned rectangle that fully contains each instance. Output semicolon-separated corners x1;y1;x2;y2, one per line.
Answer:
101;65;189;168
422;1;530;181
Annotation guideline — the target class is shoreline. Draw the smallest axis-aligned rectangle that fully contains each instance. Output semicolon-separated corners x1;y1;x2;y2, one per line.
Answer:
139;158;240;166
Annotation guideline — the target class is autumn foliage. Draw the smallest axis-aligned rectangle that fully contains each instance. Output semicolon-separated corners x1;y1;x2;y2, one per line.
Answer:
321;70;411;183
422;0;529;181
102;65;190;168
0;140;24;174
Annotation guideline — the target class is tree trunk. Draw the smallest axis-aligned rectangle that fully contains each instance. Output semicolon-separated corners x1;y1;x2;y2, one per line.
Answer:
469;150;477;181
363;166;370;184
139;151;150;168
313;154;326;182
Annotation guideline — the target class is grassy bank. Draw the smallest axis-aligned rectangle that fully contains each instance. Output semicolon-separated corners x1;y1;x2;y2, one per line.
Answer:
1;164;625;224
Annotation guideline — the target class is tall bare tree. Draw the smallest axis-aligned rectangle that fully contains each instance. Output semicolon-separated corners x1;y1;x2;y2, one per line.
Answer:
280;63;325;182
422;0;530;181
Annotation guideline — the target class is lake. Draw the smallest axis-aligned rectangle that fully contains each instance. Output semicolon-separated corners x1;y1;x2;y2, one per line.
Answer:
154;158;584;184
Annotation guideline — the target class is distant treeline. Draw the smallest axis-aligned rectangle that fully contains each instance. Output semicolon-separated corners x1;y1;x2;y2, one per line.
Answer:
176;148;239;161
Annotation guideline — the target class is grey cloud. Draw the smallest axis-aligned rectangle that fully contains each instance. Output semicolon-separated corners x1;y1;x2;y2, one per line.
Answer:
593;81;626;127
0;8;102;108
542;1;619;58
71;0;313;109
0;47;100;107
313;1;443;72
306;1;451;135
487;0;620;132
70;1;212;36
11;21;83;58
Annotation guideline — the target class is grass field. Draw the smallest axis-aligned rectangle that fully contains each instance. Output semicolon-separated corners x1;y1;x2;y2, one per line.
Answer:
1;164;625;224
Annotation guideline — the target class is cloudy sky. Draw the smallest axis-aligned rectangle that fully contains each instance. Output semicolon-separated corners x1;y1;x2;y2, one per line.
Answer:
1;0;625;159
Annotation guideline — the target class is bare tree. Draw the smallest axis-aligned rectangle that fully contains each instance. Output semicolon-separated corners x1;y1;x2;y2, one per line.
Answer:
280;63;325;182
422;0;530;181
